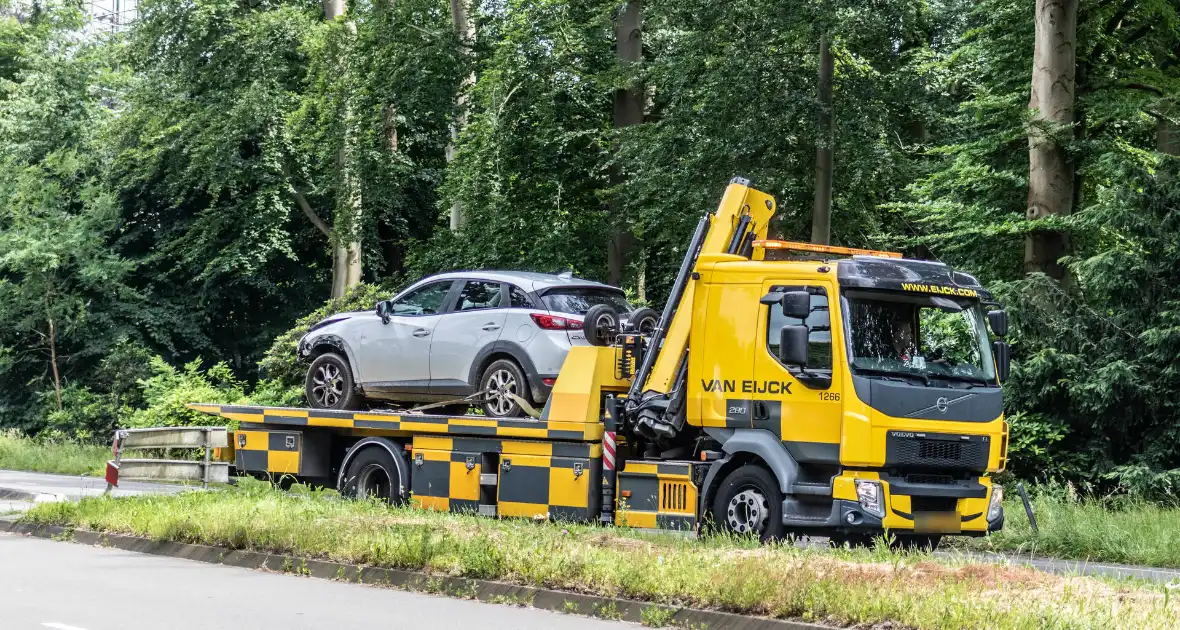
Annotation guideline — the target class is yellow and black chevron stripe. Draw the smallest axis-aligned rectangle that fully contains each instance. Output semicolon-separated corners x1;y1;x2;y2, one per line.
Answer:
234;429;301;475
188;404;604;442
410;435;601;521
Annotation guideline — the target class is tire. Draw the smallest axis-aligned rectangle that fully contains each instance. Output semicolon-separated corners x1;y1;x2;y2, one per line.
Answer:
479;359;529;418
340;445;406;505
891;534;942;552
305;352;362;410
710;465;785;542
627;307;659;335
583;304;620;347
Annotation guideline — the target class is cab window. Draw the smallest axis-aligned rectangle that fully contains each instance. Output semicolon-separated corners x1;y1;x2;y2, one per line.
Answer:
766;285;832;371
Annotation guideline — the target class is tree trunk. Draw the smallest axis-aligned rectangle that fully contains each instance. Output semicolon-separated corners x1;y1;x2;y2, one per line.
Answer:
47;316;62;412
1025;0;1078;280
811;34;834;246
447;0;477;232
1158;115;1180;156
324;0;363;298
608;0;643;287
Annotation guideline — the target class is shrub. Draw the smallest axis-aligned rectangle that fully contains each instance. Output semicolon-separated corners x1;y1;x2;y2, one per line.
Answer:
126;357;247;429
257;282;392;392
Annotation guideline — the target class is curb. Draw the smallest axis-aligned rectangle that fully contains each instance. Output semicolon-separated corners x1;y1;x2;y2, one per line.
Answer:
0;520;832;630
0;487;61;503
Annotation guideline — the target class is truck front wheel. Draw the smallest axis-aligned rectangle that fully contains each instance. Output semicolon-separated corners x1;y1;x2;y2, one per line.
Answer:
711;465;785;542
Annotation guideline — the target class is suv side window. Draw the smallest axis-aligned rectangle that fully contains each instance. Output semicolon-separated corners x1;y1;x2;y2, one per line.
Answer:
457;281;504;311
508;284;535;308
766;285;832;371
391;281;453;316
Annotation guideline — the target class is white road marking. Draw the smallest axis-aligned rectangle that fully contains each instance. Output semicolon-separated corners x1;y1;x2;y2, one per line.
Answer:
43;623;91;630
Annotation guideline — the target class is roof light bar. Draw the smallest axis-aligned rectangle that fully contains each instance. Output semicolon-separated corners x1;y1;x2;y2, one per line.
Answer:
753;240;902;259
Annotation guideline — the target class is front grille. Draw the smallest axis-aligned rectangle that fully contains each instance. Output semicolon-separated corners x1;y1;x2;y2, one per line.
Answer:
905;473;955;485
911;496;957;512
885;432;990;472
918;440;961;461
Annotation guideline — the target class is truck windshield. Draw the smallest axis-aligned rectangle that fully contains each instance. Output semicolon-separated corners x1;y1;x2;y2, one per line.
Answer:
844;291;996;384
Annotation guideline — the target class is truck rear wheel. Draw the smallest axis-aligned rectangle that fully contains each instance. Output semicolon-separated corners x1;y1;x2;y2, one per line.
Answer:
711;465;785;542
340;446;406;506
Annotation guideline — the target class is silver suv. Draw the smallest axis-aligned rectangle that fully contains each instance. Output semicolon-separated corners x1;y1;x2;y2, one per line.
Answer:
297;271;644;417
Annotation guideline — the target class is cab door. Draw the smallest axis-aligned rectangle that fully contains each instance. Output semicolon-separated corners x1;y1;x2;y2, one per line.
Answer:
752;280;844;465
687;280;761;429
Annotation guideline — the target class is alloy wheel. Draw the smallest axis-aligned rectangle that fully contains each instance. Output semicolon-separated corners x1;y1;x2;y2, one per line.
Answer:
312;363;344;407
485;368;518;416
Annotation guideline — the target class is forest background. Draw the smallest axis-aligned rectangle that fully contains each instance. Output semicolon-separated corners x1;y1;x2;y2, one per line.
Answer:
2;0;1179;499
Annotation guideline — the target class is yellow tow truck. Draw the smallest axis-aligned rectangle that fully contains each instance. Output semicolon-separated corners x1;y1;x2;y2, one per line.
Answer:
191;177;1011;548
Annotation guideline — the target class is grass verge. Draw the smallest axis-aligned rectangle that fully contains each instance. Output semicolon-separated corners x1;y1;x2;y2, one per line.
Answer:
0;433;108;476
22;480;1180;630
957;488;1180;569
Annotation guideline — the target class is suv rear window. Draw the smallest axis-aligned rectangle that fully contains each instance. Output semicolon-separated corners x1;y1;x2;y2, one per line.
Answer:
541;288;630;315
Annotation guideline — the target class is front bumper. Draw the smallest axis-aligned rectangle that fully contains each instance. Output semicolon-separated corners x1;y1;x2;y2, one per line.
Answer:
783;473;1003;536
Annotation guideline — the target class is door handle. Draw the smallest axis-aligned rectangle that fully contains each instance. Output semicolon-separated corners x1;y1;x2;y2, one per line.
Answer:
481;323;502;331
412;329;431;338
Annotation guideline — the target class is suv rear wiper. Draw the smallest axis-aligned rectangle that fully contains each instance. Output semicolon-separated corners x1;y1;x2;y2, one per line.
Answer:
852;367;930;387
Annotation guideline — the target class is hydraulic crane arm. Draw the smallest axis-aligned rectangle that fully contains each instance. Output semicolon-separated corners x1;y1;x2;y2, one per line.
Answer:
626;177;777;442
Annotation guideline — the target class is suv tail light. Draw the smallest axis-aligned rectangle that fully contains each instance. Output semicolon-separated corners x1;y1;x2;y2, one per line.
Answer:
530;313;583;330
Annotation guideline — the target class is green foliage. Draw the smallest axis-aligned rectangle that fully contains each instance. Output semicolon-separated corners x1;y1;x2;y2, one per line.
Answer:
1;0;1179;494
126;357;247;429
258;281;391;392
0;430;109;475
960;481;1180;568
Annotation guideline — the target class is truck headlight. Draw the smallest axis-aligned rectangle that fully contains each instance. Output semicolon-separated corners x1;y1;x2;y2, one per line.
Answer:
987;485;1003;522
854;480;884;517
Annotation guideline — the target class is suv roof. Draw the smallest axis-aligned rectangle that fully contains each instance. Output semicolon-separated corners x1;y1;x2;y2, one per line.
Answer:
430;270;619;293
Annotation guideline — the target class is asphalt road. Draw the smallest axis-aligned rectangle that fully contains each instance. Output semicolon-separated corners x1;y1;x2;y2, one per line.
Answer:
0;533;635;630
0;469;190;502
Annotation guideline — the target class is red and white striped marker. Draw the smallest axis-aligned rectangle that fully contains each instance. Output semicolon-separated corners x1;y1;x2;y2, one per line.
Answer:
603;431;616;471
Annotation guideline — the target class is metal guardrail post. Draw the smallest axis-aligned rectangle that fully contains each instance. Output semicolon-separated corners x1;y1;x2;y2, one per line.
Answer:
203;427;212;489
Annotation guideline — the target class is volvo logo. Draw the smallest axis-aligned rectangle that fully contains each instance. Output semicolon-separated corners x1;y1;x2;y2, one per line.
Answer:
935;397;949;413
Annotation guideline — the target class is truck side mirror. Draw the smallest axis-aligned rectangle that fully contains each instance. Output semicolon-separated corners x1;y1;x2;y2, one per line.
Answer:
992;340;1010;383
987;310;1008;337
781;291;811;320
778;325;809;366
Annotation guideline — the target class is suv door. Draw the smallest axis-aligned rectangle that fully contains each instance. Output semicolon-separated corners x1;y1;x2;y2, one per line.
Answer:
355;280;454;391
429;280;508;395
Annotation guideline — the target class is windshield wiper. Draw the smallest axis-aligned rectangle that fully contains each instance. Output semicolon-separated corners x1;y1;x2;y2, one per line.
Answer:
852;367;930;387
929;373;991;387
